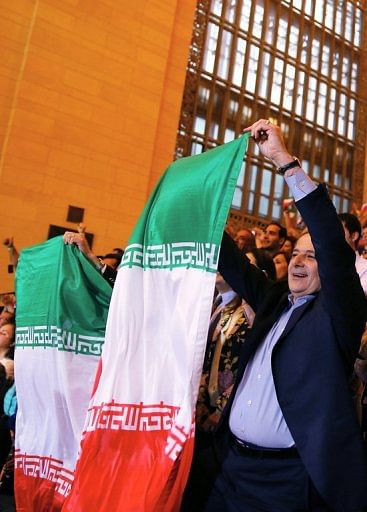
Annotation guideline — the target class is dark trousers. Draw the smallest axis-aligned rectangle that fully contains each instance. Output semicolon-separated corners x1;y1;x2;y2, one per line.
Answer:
204;443;332;512
181;431;221;512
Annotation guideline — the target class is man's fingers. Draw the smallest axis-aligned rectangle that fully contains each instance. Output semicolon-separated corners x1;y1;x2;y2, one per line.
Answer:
244;119;273;141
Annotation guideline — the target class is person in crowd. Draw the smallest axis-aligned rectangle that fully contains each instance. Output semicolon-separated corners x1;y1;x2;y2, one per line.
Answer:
260;222;287;256
0;358;13;477
101;252;122;270
272;250;290;281
234;229;256;253
2;238;19;271
280;235;297;259
63;232;117;286
182;273;254;511
205;119;367;512
338;212;367;296
0;308;14;327
0;324;15;360
245;248;276;281
112;247;124;256
354;331;367;446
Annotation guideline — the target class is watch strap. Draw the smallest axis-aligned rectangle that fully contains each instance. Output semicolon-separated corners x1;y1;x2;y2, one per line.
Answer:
276;157;301;175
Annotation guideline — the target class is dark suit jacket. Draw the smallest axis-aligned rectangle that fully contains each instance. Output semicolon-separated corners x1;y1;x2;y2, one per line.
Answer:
218;184;367;512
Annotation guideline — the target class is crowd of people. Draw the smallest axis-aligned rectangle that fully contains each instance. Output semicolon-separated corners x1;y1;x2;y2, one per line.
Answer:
1;121;367;511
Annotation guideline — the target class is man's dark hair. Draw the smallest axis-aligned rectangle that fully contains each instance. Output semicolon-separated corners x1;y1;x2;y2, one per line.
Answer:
338;213;361;245
267;222;287;241
104;253;123;264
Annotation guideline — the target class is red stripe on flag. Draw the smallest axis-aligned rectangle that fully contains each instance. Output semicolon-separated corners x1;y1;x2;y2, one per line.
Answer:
62;429;194;511
14;451;74;512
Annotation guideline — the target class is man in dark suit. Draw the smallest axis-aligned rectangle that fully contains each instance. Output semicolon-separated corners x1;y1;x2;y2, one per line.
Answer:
205;120;367;511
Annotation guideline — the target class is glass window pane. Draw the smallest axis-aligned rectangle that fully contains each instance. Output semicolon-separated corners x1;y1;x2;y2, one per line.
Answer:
253;1;264;39
224;128;235;143
265;6;276;45
247;192;255;213
304;0;313;16
338;93;347;136
289;24;299;59
259;196;269;217
283;64;295;110
325;0;334;29
277;17;288;53
246;45;260;94
341;55;350;88
328;88;336;131
239;0;250;32
249;166;258;191
218;30;233;79
274;174;284;198
335;3;343;34
331;51;340;81
333;194;341;212
351;62;358;93
355;8;362;46
300;34;309;65
232;38;246;86
348;98;356;139
306;76;317;122
317;82;327;126
225;0;236;23
191;142;203;155
272;201;281;220
311;36;320;70
271;58;284;105
314;0;323;23
211;0;223;17
345;3;354;43
209;122;219;139
203;23;219;73
321;44;330;75
296;71;305;116
232;187;242;208
194;116;205;134
258;52;270;98
261;169;272;195
237;162;246;187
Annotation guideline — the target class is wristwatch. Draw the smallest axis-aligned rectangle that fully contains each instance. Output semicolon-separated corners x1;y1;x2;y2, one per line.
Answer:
276;157;301;175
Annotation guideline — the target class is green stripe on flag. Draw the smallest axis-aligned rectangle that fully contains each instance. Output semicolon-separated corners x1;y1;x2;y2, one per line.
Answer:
15;236;112;355
122;134;249;270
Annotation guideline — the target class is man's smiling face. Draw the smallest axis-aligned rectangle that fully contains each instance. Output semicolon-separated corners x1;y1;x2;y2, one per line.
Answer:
288;233;321;299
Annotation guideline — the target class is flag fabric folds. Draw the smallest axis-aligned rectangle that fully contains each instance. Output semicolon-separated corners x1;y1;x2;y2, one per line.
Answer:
63;134;249;512
14;237;112;512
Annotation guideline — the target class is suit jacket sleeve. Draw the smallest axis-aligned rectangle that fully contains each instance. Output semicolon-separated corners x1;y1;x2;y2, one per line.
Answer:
296;184;366;366
218;231;269;312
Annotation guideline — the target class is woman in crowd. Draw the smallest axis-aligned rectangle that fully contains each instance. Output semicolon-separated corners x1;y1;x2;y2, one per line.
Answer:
272;251;290;281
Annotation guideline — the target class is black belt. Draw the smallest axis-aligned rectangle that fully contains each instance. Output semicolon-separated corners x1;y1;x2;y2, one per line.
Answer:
232;437;299;459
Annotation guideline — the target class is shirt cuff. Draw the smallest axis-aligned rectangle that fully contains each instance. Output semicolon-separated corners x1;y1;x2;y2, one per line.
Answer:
284;168;317;202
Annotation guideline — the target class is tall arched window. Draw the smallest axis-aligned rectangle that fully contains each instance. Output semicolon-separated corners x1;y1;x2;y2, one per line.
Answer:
177;0;367;228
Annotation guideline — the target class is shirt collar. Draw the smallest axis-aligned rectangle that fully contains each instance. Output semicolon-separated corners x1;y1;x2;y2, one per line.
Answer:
288;293;316;308
218;290;237;307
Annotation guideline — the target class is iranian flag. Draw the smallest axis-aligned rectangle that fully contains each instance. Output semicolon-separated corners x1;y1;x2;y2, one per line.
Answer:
62;134;249;511
14;237;112;511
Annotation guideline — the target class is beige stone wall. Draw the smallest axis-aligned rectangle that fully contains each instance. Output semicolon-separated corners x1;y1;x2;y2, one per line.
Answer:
0;0;196;292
